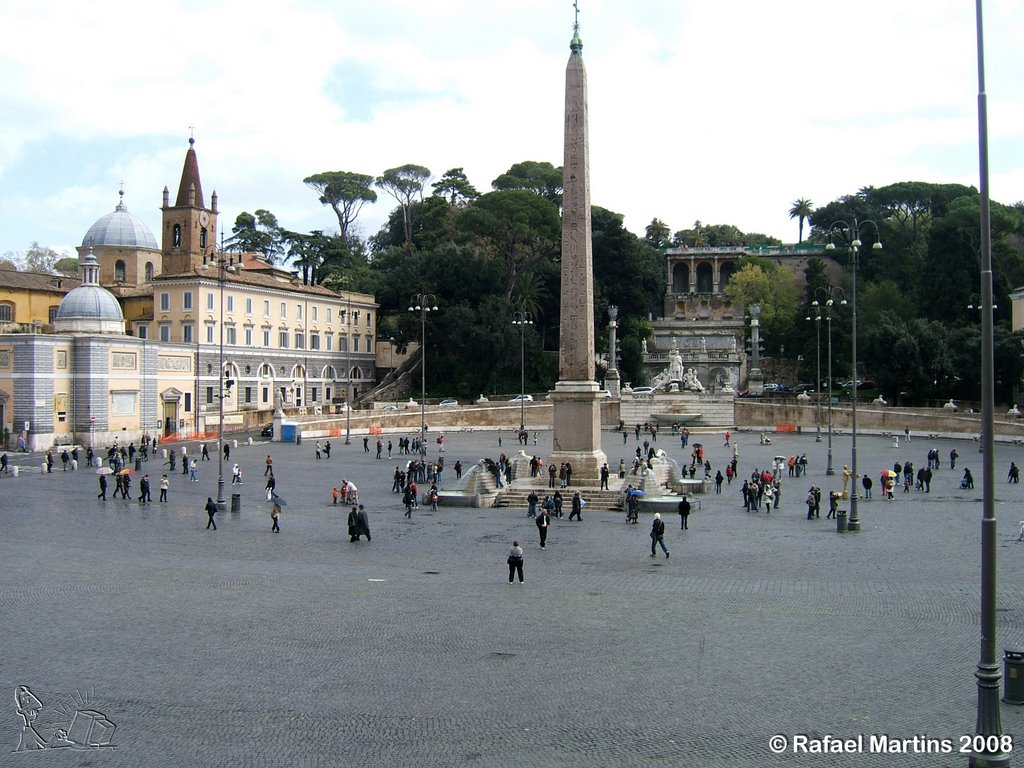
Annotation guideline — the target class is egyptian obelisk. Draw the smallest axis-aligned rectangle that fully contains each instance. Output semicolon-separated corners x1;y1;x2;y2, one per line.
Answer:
547;9;607;483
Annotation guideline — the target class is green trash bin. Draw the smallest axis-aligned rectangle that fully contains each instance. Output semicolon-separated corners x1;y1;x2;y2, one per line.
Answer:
1004;647;1024;704
231;493;241;513
836;510;848;533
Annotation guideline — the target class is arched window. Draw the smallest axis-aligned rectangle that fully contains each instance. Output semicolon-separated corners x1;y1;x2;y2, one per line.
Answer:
719;262;736;290
172;224;181;247
144;262;154;282
0;302;14;323
695;263;714;294
114;260;126;282
672;263;690;293
200;228;207;249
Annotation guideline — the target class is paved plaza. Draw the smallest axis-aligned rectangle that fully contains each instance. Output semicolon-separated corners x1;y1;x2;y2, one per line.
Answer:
3;425;1024;767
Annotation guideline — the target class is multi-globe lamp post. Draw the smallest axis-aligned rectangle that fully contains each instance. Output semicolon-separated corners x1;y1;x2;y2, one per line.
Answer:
202;251;236;512
825;220;882;531
409;294;438;454
809;287;846;475
512;310;533;432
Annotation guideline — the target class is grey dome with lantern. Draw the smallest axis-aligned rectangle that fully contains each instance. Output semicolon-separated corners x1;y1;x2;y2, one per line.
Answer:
81;189;159;250
54;249;125;334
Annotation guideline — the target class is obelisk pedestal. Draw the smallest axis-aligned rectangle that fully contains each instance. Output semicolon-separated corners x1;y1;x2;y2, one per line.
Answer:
546;23;607;484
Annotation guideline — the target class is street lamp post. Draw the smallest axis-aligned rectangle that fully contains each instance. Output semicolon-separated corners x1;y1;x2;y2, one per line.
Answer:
812;288;846;475
512;310;533;433
409;294;438;455
826;220;882;531
806;305;823;443
203;252;234;512
344;296;352;445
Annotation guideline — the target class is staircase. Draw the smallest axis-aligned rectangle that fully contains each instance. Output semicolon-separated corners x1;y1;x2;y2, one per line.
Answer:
493;485;625;512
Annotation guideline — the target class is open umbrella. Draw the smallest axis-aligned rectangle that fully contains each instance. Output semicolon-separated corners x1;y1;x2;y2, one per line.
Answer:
95;467;113;475
270;494;288;506
883;470;897;478
117;468;136;476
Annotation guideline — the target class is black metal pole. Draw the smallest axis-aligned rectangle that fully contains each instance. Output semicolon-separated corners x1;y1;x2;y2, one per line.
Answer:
969;0;1007;763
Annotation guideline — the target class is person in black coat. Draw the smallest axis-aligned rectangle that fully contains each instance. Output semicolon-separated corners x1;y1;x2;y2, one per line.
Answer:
348;505;371;542
678;496;691;530
205;497;218;530
536;509;550;549
650;513;669;558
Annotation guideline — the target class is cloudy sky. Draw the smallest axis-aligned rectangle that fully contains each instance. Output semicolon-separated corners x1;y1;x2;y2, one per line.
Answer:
1;0;1021;260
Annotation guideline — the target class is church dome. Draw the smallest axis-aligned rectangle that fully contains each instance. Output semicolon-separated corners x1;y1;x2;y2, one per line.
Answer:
54;249;125;334
81;190;158;250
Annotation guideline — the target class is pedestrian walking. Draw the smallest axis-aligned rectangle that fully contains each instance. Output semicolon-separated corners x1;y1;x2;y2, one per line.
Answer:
97;474;108;500
536;508;550;549
223;442;230;461
678;496;691;530
950;449;959;470
270;499;281;532
862;474;873;498
265;473;276;499
650;513;669;558
264;455;273;476
138;474;151;504
403;485;415;518
569;491;583;521
189;458;198;482
201;442;210;461
347;505;370;541
332;486;340;505
1009;462;1020;483
600;463;610;490
324;440;331;459
205;497;218;530
507;541;525;583
527;490;539;518
159;475;169;502
315;441;322;460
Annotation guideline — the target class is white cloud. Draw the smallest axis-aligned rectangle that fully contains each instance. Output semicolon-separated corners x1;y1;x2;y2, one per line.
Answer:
0;0;1021;256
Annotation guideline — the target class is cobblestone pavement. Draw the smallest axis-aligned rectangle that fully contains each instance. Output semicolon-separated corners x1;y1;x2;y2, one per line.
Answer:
2;426;1024;767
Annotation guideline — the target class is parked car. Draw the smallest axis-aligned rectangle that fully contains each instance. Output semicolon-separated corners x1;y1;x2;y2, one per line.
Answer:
382;405;399;411
260;423;274;437
509;394;534;402
631;386;654;395
792;383;815;394
598;389;612;399
763;383;791;393
438;398;459;406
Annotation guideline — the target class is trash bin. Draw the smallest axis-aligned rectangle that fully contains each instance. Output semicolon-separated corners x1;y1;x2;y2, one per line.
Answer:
135;458;142;471
836;510;848;533
1004;647;1024;704
295;430;302;445
231;493;241;513
892;435;899;449
11;466;19;477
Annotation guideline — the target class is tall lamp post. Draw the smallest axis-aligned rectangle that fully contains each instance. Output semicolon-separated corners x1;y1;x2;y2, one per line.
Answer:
344;295;352;445
202;252;235;512
409;294;438;454
970;2;1007;763
812;287;846;475
806;304;823;443
825;220;882;531
512;310;533;432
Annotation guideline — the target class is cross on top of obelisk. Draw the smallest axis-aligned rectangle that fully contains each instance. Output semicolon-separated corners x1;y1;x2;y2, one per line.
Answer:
571;1;583;51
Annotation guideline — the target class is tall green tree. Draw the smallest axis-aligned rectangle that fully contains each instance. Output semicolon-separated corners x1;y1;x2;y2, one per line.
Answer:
491;161;563;206
226;210;285;262
431;168;480;207
376;164;431;255
644;218;671;248
457;190;561;303
788;198;814;243
302;171;377;244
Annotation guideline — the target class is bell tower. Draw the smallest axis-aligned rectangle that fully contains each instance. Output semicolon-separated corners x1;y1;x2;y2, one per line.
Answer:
161;137;218;274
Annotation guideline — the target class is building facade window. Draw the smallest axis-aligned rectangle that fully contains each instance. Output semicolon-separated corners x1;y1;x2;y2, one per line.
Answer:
366;312;372;327
354;337;360;353
173;224;181;247
0;303;13;322
295;332;305;350
136;324;148;339
206;323;215;344
244;386;253;405
183;291;193;310
114;260;126;282
339;336;348;352
244;328;253;346
310;334;320;350
365;336;372;353
226;296;234;313
226;326;236;345
297;304;303;321
160;293;170;312
182;323;193;343
159;323;170;342
311;306;318;322
263;300;270;316
280;302;287;319
246;298;253;315
263;329;271;347
200;227;207;248
326;334;333;351
207;292;215;310
145;262;154;282
184;392;192;412
326;308;332;324
279;331;288;348
48;307;59;323
207;386;215;404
